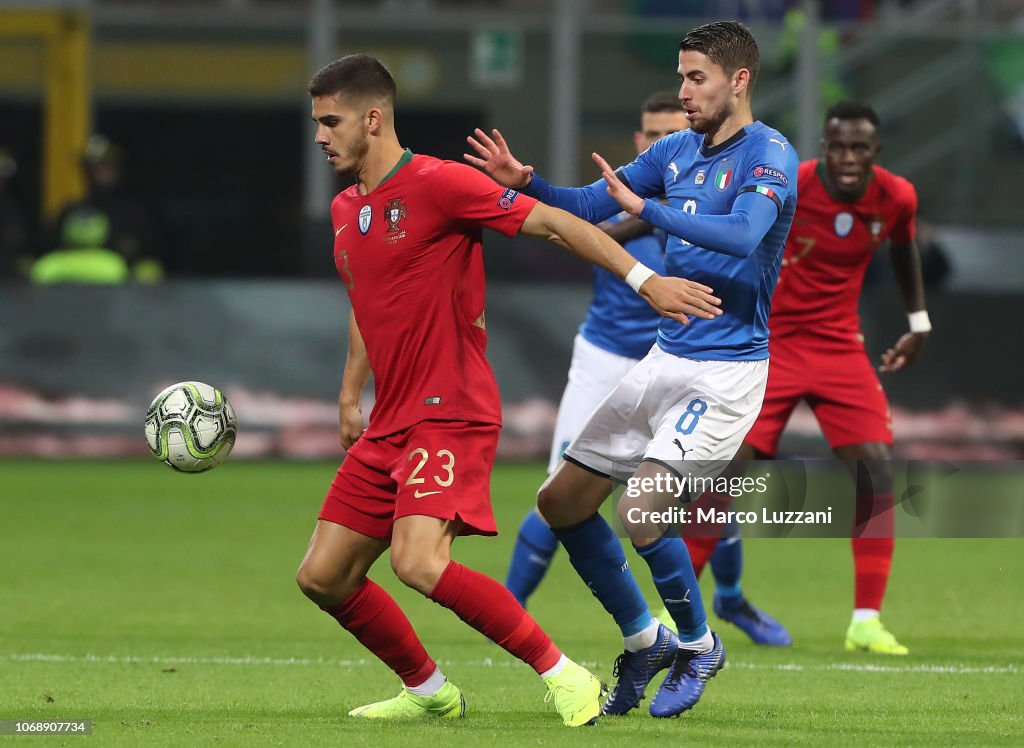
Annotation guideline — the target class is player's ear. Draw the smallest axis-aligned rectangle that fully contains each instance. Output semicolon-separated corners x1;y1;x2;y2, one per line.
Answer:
732;67;751;97
365;106;384;134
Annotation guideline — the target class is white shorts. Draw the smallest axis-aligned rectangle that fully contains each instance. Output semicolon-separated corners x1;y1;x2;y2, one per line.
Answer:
564;345;769;484
547;334;649;474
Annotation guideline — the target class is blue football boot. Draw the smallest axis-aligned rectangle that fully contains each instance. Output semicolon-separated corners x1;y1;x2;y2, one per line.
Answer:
601;623;679;716
714;594;793;647
649;631;726;718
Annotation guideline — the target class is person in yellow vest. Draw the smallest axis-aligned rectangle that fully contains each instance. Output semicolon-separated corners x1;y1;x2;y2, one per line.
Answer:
33;135;164;284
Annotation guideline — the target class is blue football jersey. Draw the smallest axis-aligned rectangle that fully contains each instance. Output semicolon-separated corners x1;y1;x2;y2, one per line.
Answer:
620;122;798;361
580;212;665;360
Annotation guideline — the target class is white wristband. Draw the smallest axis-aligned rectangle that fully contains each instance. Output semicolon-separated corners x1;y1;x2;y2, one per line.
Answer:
625;262;656;293
908;310;932;333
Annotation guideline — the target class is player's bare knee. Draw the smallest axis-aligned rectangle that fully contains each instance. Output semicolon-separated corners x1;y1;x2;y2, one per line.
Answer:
838;443;894;495
536;480;570;526
538;461;578;513
390;549;447;595
539;460;614;528
295;564;329;602
296;564;333;602
618;492;669;546
295;562;357;606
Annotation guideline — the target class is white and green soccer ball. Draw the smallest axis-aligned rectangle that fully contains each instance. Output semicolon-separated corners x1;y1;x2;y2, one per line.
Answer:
144;381;237;472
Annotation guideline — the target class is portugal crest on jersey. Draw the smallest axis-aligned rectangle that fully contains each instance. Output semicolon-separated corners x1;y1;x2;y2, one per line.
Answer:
385;198;407;233
834;211;853;237
384;197;407;243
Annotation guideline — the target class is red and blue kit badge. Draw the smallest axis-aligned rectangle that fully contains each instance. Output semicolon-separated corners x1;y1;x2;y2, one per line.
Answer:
752;165;789;186
497;188;519;210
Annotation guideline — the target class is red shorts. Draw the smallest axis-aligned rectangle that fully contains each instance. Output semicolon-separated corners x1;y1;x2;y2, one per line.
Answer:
319;420;501;540
744;331;893;457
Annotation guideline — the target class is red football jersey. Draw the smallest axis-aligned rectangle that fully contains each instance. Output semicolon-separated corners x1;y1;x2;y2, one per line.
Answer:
770;160;917;337
331;151;537;438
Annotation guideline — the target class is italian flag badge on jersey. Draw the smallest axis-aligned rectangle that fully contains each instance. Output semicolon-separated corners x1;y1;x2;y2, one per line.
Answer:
715;164;733;190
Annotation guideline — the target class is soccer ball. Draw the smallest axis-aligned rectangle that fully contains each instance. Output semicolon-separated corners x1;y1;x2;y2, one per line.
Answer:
144;381;237;472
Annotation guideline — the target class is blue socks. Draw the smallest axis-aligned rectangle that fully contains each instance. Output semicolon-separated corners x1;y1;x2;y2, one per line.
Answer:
636;532;708;643
710;520;743;603
505;510;559;607
552;513;654;637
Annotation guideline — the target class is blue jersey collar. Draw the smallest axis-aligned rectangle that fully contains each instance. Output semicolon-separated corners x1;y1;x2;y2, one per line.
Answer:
699;127;748;158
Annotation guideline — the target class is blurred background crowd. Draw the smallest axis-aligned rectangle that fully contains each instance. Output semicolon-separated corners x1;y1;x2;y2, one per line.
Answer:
1;0;1021;281
1;0;1022;460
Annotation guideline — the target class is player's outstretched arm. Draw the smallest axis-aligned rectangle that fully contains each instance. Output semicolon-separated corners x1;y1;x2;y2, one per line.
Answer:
520;202;722;326
339;310;371;449
467;129;622;223
591;152;644;216
592;152;778;257
880;241;930;372
464;128;534;189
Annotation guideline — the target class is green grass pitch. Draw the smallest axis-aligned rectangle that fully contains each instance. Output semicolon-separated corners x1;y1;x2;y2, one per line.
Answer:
1;460;1022;746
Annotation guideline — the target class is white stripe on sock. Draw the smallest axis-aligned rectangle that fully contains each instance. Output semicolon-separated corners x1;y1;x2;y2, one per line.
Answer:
678;629;714;653
623;619;660;653
539;654;568;680
853;608;880;622
406;667;446;697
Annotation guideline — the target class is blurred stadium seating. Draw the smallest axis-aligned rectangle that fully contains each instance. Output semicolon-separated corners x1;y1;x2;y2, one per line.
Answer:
0;0;1021;460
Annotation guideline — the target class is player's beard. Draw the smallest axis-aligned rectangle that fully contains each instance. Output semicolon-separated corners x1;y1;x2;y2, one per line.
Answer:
691;99;733;136
337;127;370;178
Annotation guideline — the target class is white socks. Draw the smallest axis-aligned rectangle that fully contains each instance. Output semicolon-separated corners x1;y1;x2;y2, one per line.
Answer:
853;608;880;622
678;628;715;653
406;667;447;697
623;619;661;652
539;654;569;680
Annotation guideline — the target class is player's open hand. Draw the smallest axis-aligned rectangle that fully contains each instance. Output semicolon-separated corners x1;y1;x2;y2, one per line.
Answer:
339;401;365;450
464;128;534;189
639;275;723;326
880;331;928;373
592;152;644;216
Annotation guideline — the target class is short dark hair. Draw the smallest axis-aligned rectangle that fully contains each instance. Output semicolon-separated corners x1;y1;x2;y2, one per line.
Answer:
824;100;880;128
641;91;684;115
679;21;760;93
307;54;396;105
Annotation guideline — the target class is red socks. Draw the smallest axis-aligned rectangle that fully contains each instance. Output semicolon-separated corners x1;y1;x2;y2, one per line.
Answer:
429;561;562;675
681;490;734;578
683;537;718;578
321;578;437;688
323;564;563;683
852;492;895;611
